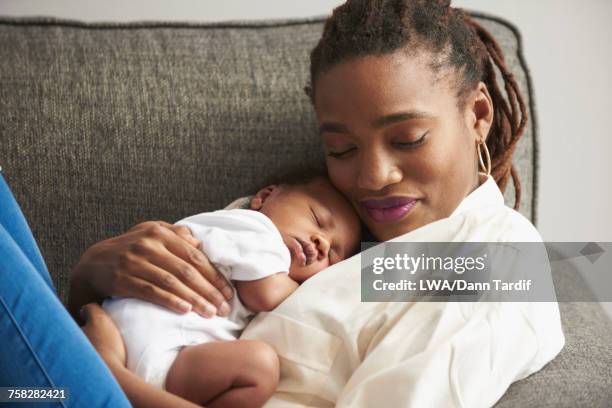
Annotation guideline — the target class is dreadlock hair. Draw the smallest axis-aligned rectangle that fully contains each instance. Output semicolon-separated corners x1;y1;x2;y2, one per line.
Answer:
305;0;528;209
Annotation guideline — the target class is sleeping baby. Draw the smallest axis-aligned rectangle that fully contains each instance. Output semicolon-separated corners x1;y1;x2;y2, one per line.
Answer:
102;175;361;408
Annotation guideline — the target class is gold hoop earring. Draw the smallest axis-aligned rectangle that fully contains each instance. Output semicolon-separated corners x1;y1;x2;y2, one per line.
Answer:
477;141;491;177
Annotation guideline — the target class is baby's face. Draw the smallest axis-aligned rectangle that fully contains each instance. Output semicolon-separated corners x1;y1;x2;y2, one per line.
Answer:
252;177;361;282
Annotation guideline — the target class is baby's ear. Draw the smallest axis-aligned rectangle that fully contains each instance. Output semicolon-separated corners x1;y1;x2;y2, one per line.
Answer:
250;185;279;210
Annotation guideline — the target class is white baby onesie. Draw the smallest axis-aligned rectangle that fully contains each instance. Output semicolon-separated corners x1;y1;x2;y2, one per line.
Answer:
102;209;291;389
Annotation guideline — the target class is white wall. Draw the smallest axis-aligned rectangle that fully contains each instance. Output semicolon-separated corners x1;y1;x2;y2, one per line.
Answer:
0;0;343;22
2;0;611;315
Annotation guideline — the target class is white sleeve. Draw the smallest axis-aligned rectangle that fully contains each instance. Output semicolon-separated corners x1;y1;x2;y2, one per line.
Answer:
335;301;564;408
176;210;291;281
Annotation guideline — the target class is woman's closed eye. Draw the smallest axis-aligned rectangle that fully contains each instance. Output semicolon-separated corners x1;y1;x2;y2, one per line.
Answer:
392;131;429;148
325;132;428;158
327;146;357;159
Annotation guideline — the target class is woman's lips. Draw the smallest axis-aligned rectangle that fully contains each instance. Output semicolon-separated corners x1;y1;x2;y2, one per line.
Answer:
361;196;418;223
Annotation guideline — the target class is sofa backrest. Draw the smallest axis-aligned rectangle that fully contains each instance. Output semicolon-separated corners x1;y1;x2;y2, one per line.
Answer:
0;15;538;301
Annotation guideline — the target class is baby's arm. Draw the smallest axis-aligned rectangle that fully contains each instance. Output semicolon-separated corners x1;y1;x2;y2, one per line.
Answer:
235;273;298;312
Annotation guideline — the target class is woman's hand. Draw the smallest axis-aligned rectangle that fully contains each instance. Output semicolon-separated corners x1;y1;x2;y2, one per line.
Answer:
68;221;233;321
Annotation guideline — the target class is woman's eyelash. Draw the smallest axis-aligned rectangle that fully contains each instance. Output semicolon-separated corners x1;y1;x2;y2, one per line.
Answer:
327;132;428;157
394;131;429;147
327;147;356;158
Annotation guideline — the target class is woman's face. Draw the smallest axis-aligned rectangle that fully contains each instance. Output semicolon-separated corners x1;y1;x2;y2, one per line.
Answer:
313;51;493;241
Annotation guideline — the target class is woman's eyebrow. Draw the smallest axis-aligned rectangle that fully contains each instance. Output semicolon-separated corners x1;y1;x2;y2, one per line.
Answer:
319;122;349;135
371;111;433;129
319;111;433;134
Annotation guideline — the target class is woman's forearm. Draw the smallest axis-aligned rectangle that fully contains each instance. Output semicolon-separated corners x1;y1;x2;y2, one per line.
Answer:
105;359;201;408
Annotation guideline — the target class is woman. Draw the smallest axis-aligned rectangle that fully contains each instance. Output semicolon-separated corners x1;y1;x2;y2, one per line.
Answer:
3;1;564;407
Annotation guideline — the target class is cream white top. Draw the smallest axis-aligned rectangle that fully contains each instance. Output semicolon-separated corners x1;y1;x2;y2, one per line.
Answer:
241;175;565;408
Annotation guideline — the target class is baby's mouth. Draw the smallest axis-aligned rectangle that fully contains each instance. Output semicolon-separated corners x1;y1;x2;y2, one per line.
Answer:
289;237;317;266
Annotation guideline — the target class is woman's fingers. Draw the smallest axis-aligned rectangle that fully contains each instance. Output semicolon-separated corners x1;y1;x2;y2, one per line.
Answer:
161;234;234;302
137;224;233;312
169;224;202;249
114;275;195;314
128;221;233;307
129;221;201;248
127;256;221;318
71;220;234;318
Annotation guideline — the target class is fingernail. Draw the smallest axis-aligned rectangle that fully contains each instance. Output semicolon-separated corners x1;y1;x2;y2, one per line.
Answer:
218;302;230;317
178;301;192;313
195;299;216;317
205;304;217;317
222;286;234;299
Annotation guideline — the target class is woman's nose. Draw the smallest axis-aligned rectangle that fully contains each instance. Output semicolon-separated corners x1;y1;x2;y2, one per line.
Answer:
312;234;330;260
357;146;403;191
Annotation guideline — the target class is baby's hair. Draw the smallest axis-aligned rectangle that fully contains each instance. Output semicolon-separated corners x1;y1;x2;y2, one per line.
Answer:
258;166;329;193
305;0;527;209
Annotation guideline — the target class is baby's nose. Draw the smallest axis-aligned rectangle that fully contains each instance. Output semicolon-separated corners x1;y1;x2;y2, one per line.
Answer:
312;234;330;260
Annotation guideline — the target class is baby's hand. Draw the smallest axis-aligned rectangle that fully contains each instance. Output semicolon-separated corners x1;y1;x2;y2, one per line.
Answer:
81;303;127;368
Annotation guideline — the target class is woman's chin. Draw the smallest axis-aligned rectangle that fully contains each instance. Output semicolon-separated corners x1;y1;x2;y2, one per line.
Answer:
367;215;429;242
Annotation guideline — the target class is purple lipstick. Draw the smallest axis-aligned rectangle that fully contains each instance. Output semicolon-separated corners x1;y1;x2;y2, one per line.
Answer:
361;196;418;223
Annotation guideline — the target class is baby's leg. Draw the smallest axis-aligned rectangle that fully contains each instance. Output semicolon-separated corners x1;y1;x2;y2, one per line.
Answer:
165;339;279;408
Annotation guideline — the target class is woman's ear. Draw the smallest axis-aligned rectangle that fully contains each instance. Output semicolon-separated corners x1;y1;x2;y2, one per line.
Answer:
250;185;279;210
466;82;494;143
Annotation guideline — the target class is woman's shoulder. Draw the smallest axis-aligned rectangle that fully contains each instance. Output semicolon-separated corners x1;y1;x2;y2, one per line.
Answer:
443;176;543;243
467;204;543;243
497;205;543;242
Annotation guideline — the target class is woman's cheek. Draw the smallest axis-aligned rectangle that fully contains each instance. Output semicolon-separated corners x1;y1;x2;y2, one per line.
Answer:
326;159;355;198
405;139;448;185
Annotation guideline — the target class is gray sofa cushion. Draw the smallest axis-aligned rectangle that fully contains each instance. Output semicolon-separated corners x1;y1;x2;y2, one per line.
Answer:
497;302;612;408
494;246;612;407
0;13;610;407
0;15;536;301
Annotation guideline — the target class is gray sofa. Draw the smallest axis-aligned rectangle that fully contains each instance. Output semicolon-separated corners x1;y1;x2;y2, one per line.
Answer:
1;14;610;407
